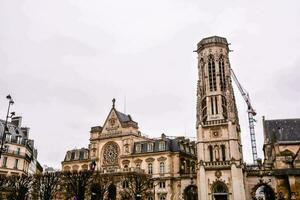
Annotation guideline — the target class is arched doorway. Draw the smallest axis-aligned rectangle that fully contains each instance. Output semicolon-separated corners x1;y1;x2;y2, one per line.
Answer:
254;184;275;200
212;182;228;200
108;184;116;200
184;185;198;200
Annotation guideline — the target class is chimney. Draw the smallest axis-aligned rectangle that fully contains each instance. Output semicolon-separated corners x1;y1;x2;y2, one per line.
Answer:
11;116;22;128
21;127;30;138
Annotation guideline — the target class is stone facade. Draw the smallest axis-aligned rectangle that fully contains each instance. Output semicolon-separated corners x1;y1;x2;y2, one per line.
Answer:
62;100;197;200
195;36;246;200
196;36;300;200
62;36;300;200
0;116;43;176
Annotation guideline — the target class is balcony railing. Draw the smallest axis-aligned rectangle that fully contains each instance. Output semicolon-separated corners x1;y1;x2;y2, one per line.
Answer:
205;160;231;168
3;149;31;161
98;167;145;174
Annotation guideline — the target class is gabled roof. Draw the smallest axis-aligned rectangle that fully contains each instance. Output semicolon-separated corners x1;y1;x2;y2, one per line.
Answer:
264;118;300;142
101;99;138;130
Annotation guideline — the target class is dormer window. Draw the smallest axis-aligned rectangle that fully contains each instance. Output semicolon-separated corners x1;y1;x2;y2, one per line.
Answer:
136;144;141;153
5;134;11;142
66;152;71;161
159;141;166;151
16;136;22;144
147;143;154;152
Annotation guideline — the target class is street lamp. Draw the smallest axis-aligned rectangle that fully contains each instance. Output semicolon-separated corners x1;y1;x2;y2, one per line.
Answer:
0;95;15;159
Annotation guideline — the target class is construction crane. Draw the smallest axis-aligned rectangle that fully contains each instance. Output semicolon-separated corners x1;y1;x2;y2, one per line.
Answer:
230;68;258;164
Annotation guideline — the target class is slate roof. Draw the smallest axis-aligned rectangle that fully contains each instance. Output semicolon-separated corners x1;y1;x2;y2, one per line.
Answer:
0;119;34;149
133;136;196;156
197;36;228;49
115;110;132;123
264;118;300;142
64;148;89;161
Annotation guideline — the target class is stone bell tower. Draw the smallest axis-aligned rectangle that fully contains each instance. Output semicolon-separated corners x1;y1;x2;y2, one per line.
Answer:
195;36;246;200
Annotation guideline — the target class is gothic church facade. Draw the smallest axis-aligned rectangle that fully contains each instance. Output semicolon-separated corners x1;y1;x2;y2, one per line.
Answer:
62;36;300;200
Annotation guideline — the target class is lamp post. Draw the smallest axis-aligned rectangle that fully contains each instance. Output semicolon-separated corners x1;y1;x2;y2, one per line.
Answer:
0;95;15;159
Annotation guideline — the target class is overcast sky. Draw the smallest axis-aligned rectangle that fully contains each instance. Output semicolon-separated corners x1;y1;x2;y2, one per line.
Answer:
1;0;300;168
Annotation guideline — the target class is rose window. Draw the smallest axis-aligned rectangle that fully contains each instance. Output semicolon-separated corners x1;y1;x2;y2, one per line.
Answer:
103;142;119;166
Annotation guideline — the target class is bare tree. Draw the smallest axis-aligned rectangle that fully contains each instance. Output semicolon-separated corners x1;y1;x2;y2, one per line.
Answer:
32;172;61;200
0;175;8;192
90;171;113;200
119;171;152;200
6;175;33;200
61;170;93;200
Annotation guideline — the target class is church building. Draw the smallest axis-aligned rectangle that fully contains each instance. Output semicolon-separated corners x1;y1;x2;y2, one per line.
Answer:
62;36;300;200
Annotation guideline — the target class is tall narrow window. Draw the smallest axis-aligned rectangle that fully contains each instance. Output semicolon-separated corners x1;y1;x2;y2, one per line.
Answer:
219;56;226;91
123;180;129;189
160;162;165;174
159;181;166;188
201;98;207;122
2;157;7;167
148;163;153;174
208;56;217;91
215;96;219;114
221;145;226;161
221;96;228;119
208;145;213;162
14;159;18;169
211;97;214;115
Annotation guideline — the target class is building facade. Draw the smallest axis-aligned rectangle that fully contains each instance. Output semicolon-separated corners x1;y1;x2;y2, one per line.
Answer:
196;36;300;200
195;36;246;200
62;101;197;200
62;36;300;200
0;116;43;176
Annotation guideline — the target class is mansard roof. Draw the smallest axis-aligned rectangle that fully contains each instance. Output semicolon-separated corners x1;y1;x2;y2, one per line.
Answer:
0;117;35;151
133;134;197;156
264;118;300;143
64;148;89;162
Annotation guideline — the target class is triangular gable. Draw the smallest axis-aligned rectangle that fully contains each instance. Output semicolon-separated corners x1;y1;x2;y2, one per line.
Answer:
101;108;123;134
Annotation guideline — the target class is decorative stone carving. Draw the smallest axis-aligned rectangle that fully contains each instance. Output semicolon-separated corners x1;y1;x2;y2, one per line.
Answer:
215;170;222;178
157;156;167;161
146;157;155;163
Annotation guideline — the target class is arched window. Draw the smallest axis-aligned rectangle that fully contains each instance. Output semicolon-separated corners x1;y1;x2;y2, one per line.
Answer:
208;55;217;91
221;145;226;161
212;182;228;200
160;162;165;174
219;56;226;91
201;98;207;122
221;96;227;119
148;163;153;174
208;145;213;162
122;180;129;189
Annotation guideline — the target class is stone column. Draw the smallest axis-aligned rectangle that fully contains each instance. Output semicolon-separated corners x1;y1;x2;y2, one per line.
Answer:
230;164;246;200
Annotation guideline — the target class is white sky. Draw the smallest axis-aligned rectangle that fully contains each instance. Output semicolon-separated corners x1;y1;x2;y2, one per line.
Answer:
1;0;300;168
